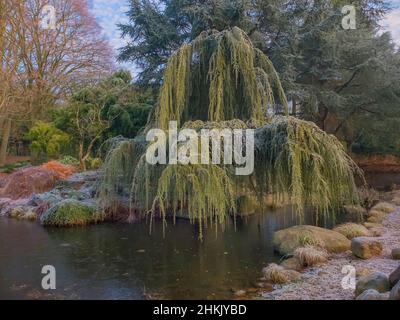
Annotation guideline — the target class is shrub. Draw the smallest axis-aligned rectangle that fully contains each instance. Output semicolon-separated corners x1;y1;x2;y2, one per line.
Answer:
41;199;103;227
333;223;371;240
59;156;80;167
293;246;329;267
296;232;325;248
27;121;71;163
367;210;387;223
41;160;77;179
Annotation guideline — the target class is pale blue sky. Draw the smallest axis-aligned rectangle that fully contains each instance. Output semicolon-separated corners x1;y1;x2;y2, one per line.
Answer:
88;0;400;75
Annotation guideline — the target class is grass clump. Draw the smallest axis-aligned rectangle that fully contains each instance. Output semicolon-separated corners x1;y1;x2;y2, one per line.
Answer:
293;246;329;267
391;197;400;206
333;223;371;240
41;199;103;227
262;263;301;284
371;202;396;213
296;232;325;248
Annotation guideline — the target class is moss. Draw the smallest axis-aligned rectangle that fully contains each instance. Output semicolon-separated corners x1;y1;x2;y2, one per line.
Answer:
41;199;103;227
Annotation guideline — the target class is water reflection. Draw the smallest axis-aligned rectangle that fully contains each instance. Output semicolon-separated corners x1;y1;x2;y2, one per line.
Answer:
0;206;331;300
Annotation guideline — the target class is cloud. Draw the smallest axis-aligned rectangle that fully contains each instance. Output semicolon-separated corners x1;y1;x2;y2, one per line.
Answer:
383;8;400;46
89;0;136;74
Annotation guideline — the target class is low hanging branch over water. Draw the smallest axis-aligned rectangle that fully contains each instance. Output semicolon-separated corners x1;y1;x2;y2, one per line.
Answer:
98;27;362;239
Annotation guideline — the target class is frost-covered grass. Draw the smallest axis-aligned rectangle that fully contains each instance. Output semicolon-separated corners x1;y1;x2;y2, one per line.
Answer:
41;199;103;227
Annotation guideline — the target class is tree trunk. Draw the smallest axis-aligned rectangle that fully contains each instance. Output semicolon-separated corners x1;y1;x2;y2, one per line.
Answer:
0;118;11;166
79;142;87;171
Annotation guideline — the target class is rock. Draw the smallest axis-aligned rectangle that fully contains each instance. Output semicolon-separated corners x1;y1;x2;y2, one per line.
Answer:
363;222;382;229
28;191;62;207
363;222;385;236
389;280;400;300
351;237;383;259
273;225;351;255
355;272;390;296
367;210;387;223
58;170;100;189
333;223;371;240
371;202;396;213
280;257;303;271
356;267;373;277
356;289;387;300
391;248;400;260
256;282;274;292
233;290;246;297
389;265;400;288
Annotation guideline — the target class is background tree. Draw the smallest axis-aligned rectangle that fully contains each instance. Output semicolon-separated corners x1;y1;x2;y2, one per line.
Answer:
0;0;113;165
52;71;152;170
118;0;400;156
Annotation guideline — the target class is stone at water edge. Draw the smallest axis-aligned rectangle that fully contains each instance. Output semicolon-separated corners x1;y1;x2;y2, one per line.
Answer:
351;237;383;259
391;248;400;260
273;225;351;255
389;265;400;288
280;257;303;271
356;289;388;300
355;272;390;297
389;281;400;300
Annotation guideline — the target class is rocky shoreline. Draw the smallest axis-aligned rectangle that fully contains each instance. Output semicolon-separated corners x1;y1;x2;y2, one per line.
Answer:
257;197;400;300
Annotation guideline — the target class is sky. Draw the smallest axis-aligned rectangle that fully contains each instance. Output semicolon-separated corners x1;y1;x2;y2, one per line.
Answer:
88;0;400;75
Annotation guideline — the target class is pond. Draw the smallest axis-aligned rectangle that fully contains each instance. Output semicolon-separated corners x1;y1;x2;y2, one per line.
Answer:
0;208;333;300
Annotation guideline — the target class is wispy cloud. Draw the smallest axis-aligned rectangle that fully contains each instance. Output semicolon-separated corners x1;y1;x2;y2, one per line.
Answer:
89;0;135;73
90;0;400;75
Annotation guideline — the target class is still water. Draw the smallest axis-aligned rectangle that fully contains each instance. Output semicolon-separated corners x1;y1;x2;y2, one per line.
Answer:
0;209;327;300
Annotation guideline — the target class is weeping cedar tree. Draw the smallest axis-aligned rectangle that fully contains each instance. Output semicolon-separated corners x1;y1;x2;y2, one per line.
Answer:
100;28;361;240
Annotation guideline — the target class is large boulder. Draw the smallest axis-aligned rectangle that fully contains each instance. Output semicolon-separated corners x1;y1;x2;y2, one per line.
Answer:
389;281;400;300
355;272;390;296
356;289;387;300
389;265;400;288
273;225;350;255
351;237;383;259
391;248;400;260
